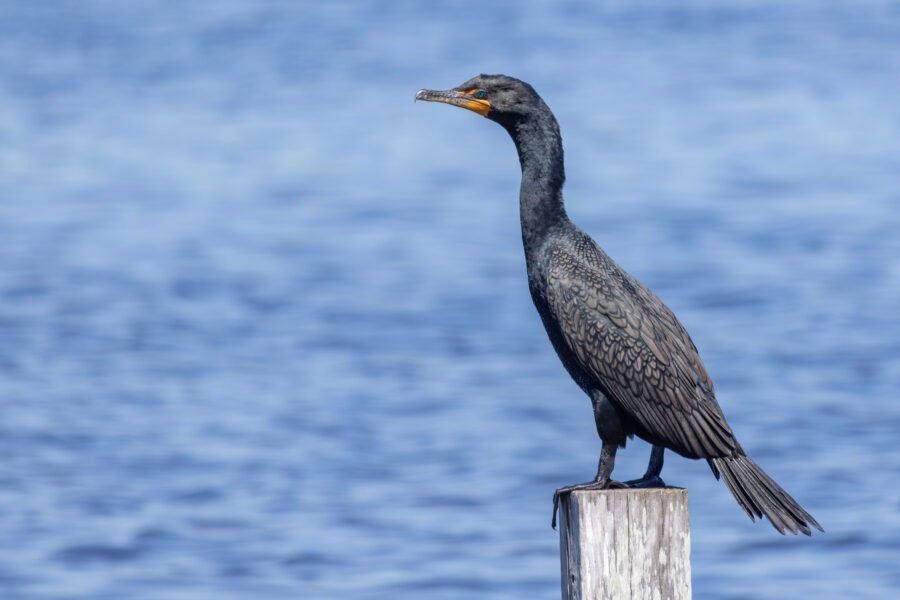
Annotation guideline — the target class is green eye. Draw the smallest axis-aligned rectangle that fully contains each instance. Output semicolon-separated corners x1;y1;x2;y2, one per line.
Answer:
474;90;488;99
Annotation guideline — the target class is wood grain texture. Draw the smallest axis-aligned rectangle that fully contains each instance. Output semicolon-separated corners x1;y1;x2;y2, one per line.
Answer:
559;489;691;600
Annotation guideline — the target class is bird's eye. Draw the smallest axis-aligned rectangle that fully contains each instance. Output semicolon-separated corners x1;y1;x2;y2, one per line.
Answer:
474;90;488;99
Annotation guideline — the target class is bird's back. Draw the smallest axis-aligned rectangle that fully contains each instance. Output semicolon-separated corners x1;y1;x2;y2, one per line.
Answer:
529;224;738;459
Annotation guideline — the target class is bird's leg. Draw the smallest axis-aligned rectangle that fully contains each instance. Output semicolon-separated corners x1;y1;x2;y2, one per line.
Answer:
552;441;627;529
624;444;667;488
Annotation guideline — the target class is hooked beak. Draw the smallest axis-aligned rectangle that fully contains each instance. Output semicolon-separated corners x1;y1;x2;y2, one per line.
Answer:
415;88;491;117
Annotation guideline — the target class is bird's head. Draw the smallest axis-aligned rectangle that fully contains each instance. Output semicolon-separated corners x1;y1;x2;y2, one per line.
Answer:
415;74;545;127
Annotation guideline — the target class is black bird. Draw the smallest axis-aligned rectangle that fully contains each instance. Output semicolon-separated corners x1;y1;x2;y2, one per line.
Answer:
416;74;822;535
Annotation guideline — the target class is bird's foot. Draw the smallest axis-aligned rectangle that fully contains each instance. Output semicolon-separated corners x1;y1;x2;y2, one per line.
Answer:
623;474;666;489
551;479;628;529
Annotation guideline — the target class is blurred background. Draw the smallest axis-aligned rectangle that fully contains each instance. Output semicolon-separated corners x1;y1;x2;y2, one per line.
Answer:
1;1;898;598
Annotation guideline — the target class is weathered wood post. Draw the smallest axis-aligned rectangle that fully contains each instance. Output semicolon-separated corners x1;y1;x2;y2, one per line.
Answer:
558;488;691;600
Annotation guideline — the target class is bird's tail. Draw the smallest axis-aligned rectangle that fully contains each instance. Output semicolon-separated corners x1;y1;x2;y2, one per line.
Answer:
709;454;823;535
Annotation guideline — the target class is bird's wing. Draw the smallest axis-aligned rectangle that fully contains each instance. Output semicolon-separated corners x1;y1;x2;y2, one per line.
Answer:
544;243;737;458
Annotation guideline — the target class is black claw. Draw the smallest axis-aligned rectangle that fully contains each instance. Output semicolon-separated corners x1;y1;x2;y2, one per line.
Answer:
551;494;560;529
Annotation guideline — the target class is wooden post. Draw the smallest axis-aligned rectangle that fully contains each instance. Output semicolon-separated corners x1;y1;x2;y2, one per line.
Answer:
558;488;691;600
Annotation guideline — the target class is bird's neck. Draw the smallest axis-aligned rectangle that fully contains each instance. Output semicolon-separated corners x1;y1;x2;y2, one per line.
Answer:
508;116;569;255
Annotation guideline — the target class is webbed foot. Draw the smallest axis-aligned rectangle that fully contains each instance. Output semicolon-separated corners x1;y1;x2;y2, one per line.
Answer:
623;475;666;488
551;479;628;529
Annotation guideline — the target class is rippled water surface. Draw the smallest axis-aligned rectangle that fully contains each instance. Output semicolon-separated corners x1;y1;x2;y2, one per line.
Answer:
1;1;899;598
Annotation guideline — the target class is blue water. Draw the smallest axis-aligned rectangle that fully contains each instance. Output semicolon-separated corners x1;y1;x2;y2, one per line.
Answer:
1;1;899;598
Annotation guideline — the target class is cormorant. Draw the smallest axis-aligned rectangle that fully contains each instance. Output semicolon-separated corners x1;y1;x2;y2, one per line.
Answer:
416;74;822;535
